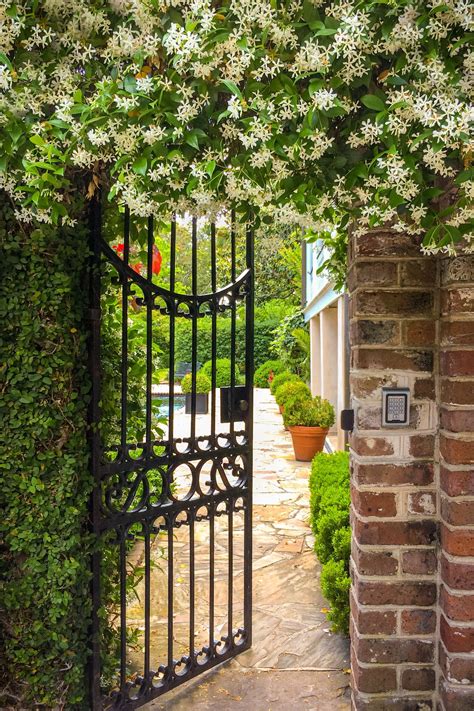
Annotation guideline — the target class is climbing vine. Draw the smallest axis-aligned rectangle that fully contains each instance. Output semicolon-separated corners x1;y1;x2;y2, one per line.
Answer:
0;0;472;254
0;199;92;709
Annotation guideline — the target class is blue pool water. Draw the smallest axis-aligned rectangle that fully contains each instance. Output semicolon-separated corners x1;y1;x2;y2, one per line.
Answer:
156;395;185;418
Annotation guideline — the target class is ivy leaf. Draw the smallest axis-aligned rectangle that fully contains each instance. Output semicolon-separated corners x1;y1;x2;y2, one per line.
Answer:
132;156;147;175
361;94;386;112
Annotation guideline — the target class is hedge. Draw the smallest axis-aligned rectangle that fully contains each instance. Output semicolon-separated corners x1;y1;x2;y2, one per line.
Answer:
309;451;350;634
0;200;92;708
174;315;277;370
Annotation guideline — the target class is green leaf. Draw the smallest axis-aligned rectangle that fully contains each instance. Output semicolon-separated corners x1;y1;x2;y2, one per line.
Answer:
30;135;46;146
361;94;386;112
132;156;147;175
185;132;200;150
205;160;216;177
221;80;243;99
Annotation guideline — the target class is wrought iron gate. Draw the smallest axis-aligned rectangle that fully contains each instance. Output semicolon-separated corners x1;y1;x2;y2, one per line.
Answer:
89;200;254;709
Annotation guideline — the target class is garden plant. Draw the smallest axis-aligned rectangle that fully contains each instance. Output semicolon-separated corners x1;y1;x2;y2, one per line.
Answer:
309;451;351;634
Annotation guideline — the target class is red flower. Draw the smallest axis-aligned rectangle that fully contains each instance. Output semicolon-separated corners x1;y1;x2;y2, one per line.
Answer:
152;245;162;275
113;243;124;254
132;262;143;274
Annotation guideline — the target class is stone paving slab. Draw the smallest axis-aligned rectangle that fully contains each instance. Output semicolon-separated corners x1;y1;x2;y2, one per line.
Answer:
140;388;350;709
147;664;350;710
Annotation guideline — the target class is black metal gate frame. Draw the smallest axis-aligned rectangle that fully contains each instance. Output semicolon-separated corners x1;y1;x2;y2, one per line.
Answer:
88;200;254;709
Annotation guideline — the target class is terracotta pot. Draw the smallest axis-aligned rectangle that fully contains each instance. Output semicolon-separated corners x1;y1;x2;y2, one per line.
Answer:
288;426;328;461
278;404;284;415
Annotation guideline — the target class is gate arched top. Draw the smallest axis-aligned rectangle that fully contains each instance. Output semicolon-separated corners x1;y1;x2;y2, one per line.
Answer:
101;238;251;306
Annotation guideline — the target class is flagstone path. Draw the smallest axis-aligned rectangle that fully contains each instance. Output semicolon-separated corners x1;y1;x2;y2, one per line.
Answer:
143;388;350;710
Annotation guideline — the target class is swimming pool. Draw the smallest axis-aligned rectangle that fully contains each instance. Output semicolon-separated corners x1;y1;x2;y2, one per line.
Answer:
155;395;185;418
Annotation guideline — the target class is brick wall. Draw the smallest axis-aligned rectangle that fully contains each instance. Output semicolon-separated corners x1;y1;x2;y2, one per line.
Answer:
348;231;474;709
438;255;474;710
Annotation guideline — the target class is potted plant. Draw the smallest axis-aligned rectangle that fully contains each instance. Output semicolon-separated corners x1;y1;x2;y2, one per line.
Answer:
181;371;211;415
283;395;335;461
270;371;301;404
274;380;311;412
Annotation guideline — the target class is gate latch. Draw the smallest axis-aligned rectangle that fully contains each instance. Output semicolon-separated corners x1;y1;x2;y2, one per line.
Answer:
220;385;249;423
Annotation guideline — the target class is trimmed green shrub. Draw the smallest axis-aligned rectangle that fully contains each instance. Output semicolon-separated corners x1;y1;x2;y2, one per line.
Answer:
309;451;350;634
254;359;286;388
274;380;311;407
175;315;277;371
201;358;243;387
283;395;335;429
181;371;212;394
320;559;351;634
269;370;300;396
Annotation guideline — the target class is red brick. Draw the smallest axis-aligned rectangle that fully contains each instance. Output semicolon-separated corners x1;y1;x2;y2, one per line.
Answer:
440;434;474;465
402;549;437;575
401;667;436;691
352;544;398;576
409;434;435;458
355;289;434;318
351;603;397;636
408;491;437;516
400;260;436;287
440;679;474;711
354;634;434;664
352;654;397;693
441;615;474;653
441;378;474;405
354;231;423;258
440;645;474;683
441;350;474;376
441;496;474;526
355;405;383;430
350;374;398;399
349;261;399;289
352;487;397;517
357;580;436;607
441;586;474;622
352;347;433;372
414;377;436;400
352;691;433;710
402;320;436;347
351;319;400;346
441;467;474;497
354;461;434;487
441;320;474;346
350;434;395;457
354;518;437;546
441;524;474;557
401;609;437;635
441;407;474;433
442;555;474;590
441;287;474;315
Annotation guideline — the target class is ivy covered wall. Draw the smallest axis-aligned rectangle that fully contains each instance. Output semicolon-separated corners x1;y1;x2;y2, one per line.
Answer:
0;197;92;709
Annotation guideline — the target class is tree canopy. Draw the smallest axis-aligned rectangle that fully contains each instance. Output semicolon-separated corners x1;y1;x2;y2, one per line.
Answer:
0;0;472;253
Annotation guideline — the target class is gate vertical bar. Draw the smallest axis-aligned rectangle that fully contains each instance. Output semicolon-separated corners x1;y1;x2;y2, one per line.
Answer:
244;222;254;645
88;194;103;711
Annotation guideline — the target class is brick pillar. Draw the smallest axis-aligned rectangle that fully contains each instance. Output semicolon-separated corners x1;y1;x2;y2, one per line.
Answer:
438;254;474;710
348;230;439;709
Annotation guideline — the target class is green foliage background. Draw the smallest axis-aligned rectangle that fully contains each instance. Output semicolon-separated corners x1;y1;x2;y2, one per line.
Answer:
0;198;92;708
